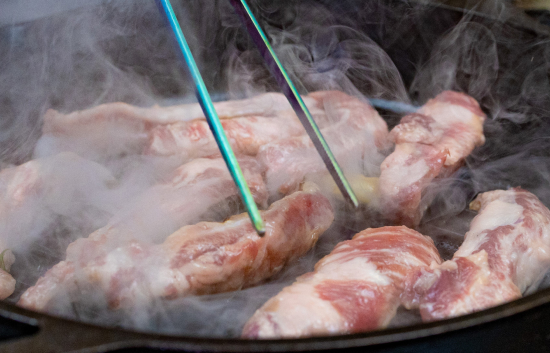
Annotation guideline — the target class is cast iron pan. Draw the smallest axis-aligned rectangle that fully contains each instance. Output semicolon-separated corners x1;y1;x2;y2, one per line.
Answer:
1;0;550;351
0;286;549;352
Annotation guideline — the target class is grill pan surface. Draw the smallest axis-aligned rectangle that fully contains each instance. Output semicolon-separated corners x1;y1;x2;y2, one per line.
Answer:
1;0;550;351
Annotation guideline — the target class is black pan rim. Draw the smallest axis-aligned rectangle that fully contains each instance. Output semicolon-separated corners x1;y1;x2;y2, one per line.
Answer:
1;283;550;352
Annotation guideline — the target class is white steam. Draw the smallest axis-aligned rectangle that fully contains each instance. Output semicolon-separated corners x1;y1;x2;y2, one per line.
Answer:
0;0;549;338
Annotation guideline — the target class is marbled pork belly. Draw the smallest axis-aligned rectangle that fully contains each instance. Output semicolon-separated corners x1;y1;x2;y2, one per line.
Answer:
257;90;389;195
242;226;441;338
379;91;486;227
403;188;550;321
19;156;268;311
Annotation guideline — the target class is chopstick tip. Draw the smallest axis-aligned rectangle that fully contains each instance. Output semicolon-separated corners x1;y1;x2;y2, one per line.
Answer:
255;224;266;236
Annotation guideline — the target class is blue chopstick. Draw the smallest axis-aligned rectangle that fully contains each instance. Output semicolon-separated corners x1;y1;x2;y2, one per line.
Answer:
158;0;265;235
228;0;359;208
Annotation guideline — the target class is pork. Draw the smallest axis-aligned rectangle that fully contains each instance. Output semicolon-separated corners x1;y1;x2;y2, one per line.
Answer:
379;91;486;227
19;183;333;311
36;93;300;161
0;152;116;299
18;156;267;311
242;226;441;338
0;246;15;300
403;188;550;321
147;110;306;159
64;156;267;266
258;90;389;195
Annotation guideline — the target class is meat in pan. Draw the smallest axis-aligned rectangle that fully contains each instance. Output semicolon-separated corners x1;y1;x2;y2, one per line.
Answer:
20;91;384;313
37;91;356;163
17;155;268;311
63;156;268;264
147;109;306;158
19;182;334;311
36;92;298;161
242;226;441;338
403;188;550;321
258;90;388;195
6;89;515;339
378;91;486;227
0;152;116;299
39;90;388;198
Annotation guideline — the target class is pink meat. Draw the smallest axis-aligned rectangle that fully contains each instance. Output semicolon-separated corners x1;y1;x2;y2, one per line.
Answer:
379;91;486;227
242;226;441;338
67;156;267;265
257;90;389;195
18;156;267;311
19;183;333;311
146;110;305;158
0;152;114;300
403;188;550;321
37;93;298;161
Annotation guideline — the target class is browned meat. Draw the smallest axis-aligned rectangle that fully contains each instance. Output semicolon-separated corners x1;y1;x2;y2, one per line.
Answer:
403;188;550;321
379;91;486;227
242;226;441;338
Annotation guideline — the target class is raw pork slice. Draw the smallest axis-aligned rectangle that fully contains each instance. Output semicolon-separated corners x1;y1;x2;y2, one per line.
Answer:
17;156;268;312
258;90;388;195
403;188;550;321
63;156;268;265
19;183;333;311
379;91;486;227
36;93;300;161
242;226;441;338
146;109;305;159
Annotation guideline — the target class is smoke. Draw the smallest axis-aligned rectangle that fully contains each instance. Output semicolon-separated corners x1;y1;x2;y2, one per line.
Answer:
410;22;499;104
1;0;550;339
0;1;193;165
398;8;550;317
219;1;409;102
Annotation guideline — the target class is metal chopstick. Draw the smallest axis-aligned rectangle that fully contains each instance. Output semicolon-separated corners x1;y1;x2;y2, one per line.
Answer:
368;98;418;114
228;0;359;208
158;0;265;235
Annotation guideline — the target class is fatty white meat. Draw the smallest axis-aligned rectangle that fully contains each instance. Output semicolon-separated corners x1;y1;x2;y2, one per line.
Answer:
242;226;441;338
19;183;333;311
403;188;550;321
379;91;486;227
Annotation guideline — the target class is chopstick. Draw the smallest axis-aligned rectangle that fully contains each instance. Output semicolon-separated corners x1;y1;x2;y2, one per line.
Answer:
368;98;418;114
158;0;265;235
228;0;359;208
